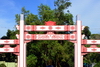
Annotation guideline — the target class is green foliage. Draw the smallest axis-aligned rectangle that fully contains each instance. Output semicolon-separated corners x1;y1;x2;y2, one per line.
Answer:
27;54;37;67
25;13;40;25
6;29;17;39
82;26;91;39
1;36;8;39
38;4;57;23
21;7;30;16
84;45;91;47
15;14;20;24
91;34;100;39
1;0;75;67
97;45;100;47
0;30;17;62
54;0;71;11
83;34;100;64
0;63;6;67
0;45;4;47
54;0;73;25
94;62;100;67
84;53;100;64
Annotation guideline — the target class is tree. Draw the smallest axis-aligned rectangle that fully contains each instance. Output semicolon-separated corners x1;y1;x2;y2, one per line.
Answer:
8;0;74;67
27;54;37;67
0;63;6;67
83;33;100;65
94;62;100;67
6;29;17;39
1;36;8;39
82;26;91;39
90;34;100;39
0;29;17;62
54;0;73;25
38;4;57;23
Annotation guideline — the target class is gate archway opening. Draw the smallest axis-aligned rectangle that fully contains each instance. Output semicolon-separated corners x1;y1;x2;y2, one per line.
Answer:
0;53;18;67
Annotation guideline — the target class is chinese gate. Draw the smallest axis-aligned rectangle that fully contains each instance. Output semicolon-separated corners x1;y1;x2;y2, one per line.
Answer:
0;14;100;67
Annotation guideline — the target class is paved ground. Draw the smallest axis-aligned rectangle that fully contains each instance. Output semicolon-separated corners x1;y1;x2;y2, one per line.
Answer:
0;61;17;67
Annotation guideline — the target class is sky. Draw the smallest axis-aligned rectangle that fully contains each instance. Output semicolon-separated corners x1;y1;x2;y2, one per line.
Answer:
0;0;100;38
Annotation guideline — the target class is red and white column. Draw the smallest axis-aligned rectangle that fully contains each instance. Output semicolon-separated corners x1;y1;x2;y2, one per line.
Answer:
24;43;26;67
19;14;25;67
18;55;20;67
81;56;83;67
74;43;78;67
76;17;82;67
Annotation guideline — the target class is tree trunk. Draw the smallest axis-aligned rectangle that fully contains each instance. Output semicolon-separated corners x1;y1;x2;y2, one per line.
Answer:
56;61;57;67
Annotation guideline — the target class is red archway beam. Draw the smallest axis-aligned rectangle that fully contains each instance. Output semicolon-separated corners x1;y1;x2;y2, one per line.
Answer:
0;45;19;53
16;25;85;31
0;39;19;44
82;40;100;44
16;33;76;40
81;53;88;56
81;45;100;52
